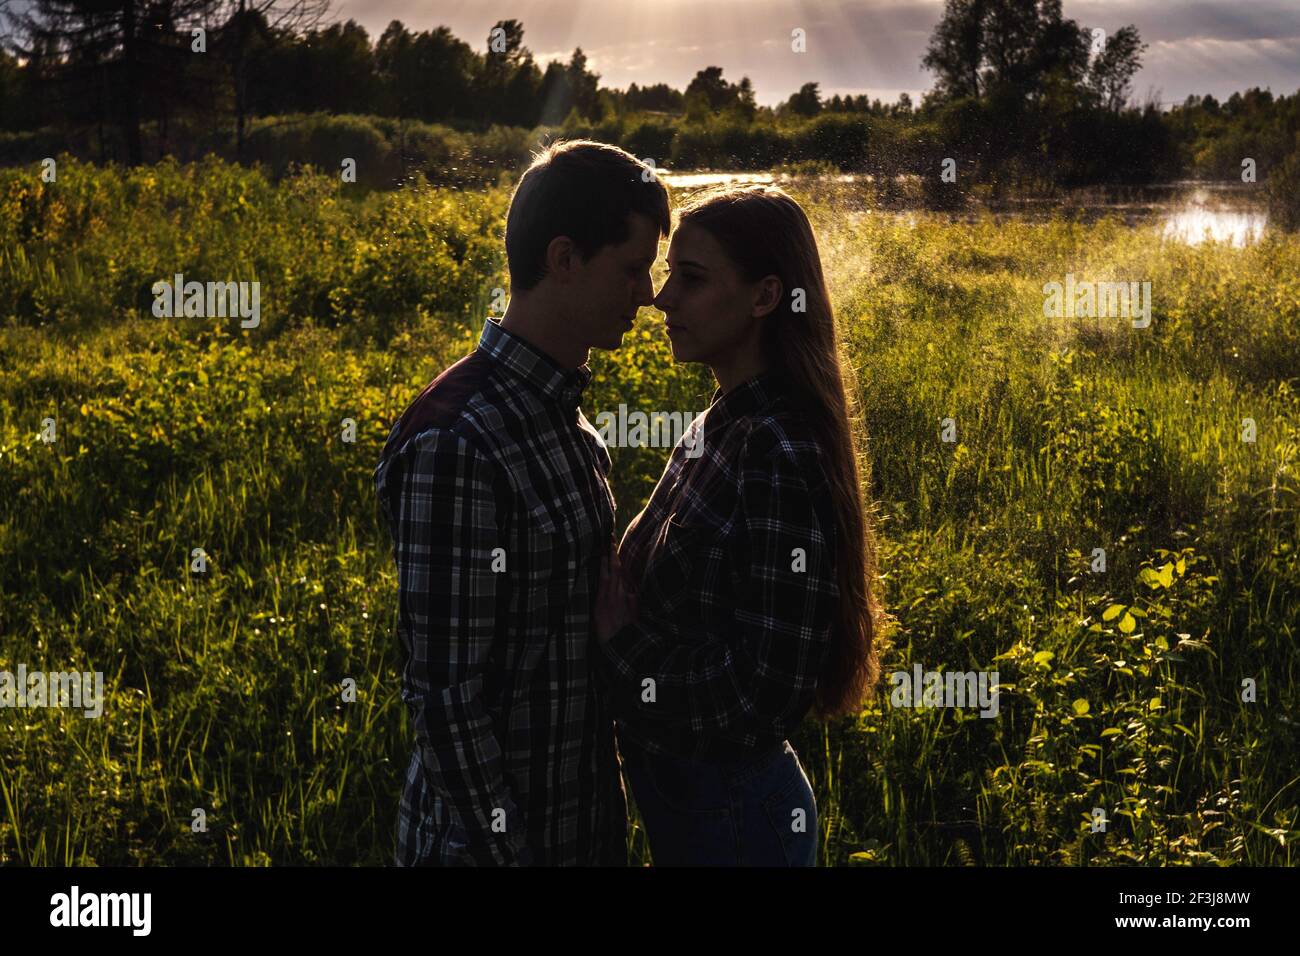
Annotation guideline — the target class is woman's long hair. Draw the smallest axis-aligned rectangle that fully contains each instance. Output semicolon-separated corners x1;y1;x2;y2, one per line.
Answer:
676;184;889;717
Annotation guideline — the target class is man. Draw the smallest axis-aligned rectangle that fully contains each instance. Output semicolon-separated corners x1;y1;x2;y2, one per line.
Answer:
374;139;670;865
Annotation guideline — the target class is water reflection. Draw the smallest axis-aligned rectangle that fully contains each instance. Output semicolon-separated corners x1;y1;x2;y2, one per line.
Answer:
1160;190;1267;246
659;171;776;188
657;172;1269;246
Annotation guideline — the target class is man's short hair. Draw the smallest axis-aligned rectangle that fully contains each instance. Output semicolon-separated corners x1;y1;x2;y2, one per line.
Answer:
505;139;672;293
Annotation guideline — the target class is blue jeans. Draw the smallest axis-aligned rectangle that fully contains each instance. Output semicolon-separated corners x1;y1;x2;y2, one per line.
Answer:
620;733;818;866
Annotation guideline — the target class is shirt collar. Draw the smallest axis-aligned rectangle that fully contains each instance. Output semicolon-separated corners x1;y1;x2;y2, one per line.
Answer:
478;317;592;409
704;371;783;430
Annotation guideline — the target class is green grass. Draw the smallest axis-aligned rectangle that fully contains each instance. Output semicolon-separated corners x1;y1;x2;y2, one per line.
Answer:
1;159;1297;865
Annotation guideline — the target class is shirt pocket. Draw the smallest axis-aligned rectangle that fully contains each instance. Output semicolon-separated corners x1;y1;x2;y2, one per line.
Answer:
520;480;604;583
643;511;721;617
513;484;562;579
502;502;563;669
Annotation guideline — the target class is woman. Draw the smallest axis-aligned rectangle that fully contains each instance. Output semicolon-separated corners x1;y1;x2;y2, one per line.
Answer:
592;183;888;866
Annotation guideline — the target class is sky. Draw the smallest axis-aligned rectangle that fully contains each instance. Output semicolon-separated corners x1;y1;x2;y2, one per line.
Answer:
333;0;1300;108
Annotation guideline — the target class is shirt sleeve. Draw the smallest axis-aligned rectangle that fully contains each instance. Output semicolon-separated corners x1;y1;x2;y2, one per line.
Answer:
390;429;532;866
595;423;839;740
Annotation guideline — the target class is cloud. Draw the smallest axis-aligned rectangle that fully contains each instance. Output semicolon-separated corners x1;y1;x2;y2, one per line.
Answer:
1066;0;1300;44
331;0;1300;106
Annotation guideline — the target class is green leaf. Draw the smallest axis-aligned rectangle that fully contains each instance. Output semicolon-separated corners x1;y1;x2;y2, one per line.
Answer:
1102;603;1125;621
1100;727;1123;738
1247;822;1288;847
1072;698;1090;716
1119;612;1136;633
1033;650;1054;667
1156;563;1174;588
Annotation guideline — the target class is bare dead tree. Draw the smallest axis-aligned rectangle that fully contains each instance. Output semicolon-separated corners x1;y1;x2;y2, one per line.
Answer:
210;0;330;161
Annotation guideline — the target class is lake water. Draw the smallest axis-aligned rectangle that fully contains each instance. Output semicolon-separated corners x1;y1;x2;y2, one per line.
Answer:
658;171;1269;247
1160;193;1267;247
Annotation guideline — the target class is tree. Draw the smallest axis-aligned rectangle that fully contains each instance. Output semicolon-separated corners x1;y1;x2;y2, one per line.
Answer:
1085;24;1145;112
536;47;599;126
373;20;415;116
922;0;986;99
685;66;736;113
212;0;329;160
480;19;542;126
732;75;757;121
787;81;822;117
623;81;684;113
374;22;476;122
538;60;569;124
7;0;217;164
565;47;599;120
2;5;52;131
0;48;20;129
980;0;1088;100
922;0;1108;105
284;20;374;114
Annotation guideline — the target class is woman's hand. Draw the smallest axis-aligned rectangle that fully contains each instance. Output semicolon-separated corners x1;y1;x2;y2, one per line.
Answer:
594;543;637;645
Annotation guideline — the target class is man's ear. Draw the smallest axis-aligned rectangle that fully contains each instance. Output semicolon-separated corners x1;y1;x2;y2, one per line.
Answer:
545;235;583;284
751;275;784;318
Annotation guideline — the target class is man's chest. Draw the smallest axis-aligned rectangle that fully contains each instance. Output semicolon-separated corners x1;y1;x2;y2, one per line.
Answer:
505;413;615;585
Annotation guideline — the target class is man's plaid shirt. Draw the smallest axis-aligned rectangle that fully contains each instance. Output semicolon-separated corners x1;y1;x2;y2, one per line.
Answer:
374;317;626;866
593;372;841;763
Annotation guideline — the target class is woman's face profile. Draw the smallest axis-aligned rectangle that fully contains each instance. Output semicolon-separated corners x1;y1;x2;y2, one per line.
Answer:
653;222;774;366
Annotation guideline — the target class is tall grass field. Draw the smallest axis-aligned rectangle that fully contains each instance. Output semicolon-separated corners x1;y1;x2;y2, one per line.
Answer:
1;158;1297;865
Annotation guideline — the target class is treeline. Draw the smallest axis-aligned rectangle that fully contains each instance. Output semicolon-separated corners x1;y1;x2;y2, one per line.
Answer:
1166;89;1300;179
0;5;622;159
1;0;1298;188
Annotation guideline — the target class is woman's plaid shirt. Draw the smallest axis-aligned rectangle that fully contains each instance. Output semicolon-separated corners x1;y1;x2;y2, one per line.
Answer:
374;318;627;866
593;372;841;763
